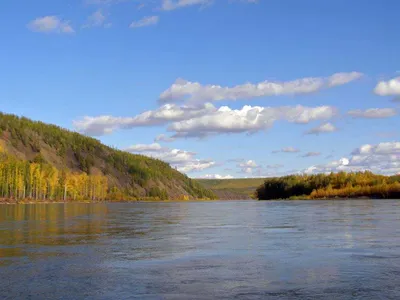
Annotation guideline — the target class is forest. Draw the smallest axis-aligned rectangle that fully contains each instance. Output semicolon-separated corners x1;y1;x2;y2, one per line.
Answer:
256;172;400;200
0;112;216;201
0;148;108;201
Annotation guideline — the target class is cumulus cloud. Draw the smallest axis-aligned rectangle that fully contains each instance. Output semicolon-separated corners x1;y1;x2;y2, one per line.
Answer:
374;77;400;96
237;160;260;174
198;174;234;179
169;105;337;138
28;16;74;34
161;0;210;10
273;147;300;153
304;158;349;174
306;123;337;135
159;72;363;104
302;152;321;157
351;142;400;155
304;142;400;175
130;16;159;28
74;103;216;136
75;104;336;137
125;143;215;173
348;108;397;119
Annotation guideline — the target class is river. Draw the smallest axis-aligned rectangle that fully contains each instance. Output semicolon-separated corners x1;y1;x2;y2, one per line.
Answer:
0;200;399;299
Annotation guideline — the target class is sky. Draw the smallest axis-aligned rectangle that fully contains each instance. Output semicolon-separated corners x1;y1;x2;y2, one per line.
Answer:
1;0;400;178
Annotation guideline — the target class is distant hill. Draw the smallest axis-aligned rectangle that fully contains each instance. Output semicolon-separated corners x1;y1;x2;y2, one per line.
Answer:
198;178;266;200
0;112;216;201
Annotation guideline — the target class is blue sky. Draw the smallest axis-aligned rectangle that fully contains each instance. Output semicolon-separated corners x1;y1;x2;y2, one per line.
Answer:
1;0;400;178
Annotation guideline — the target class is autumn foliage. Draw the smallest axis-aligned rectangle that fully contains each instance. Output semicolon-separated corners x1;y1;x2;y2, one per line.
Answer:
256;172;400;200
0;149;108;201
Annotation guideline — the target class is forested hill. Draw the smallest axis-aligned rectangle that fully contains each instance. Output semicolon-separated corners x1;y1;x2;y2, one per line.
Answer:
0;112;216;201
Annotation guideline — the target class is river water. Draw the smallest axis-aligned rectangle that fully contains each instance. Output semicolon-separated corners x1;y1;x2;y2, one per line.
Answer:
0;200;399;299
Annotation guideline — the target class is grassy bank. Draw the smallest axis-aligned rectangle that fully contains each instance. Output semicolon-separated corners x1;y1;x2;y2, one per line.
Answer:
198;178;265;200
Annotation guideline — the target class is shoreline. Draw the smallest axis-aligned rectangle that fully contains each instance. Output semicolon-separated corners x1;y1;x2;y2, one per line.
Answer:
260;197;399;201
1;198;398;205
0;198;226;205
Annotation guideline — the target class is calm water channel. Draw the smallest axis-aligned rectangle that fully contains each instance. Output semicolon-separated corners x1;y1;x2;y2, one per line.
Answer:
0;200;399;299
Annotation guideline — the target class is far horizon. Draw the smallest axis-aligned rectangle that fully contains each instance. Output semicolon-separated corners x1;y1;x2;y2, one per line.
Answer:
1;0;399;179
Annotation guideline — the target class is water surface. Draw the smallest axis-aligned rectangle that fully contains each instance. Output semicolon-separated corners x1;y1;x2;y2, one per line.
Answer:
0;200;399;299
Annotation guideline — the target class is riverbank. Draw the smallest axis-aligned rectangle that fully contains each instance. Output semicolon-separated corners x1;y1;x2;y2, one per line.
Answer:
273;195;388;201
0;198;222;204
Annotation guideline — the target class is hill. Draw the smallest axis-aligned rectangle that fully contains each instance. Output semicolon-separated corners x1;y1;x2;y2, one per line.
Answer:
198;178;266;200
0;112;216;202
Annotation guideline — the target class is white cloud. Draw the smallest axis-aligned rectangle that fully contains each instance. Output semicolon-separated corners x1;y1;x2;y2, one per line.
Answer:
74;115;126;136
161;0;210;11
302;152;321;157
348;108;397;119
273;147;300;153
237;160;260;173
306;123;337;135
327;72;364;87
304;158;349;174
159;72;363;104
75;103;336;138
74;103;216;136
127;143;163;152
198;174;234;179
304;142;400;175
351;142;400;155
154;134;176;143
239;160;258;168
28;16;74;34
125;143;215;173
169;105;337;138
130;16;159;28
374;77;400;96
84;9;111;28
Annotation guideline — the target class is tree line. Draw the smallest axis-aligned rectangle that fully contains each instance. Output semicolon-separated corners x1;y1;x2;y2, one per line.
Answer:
0;149;217;202
256;171;400;200
0;148;108;201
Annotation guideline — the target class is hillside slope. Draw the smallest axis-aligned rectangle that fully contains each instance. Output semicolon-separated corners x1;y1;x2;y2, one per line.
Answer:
198;178;266;200
0;112;216;201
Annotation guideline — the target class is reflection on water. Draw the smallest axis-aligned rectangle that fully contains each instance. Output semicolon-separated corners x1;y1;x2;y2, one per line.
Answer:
0;204;108;260
0;200;399;299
